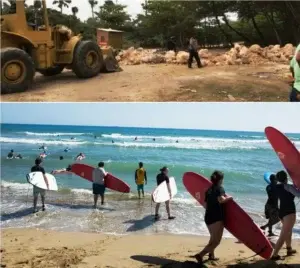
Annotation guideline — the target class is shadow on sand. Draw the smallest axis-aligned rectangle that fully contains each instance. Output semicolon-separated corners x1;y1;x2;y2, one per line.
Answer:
131;255;300;268
124;215;154;232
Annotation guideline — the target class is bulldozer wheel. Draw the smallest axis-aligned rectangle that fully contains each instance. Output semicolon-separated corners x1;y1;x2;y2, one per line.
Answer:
1;48;35;94
39;66;65;76
72;40;103;79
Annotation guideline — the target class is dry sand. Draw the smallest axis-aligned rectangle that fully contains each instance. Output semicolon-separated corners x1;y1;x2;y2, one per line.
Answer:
1;228;300;268
1;64;292;102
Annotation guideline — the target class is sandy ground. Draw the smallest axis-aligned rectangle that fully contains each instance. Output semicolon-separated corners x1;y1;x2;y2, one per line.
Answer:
1;64;292;102
1;228;300;268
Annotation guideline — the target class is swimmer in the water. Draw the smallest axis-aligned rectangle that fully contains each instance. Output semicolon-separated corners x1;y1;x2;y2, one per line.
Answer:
51;164;72;174
39;144;46;150
112;140;115;144
59;156;64;160
135;137;138;141
176;140;179;143
75;153;85;161
153;138;156;141
15;154;23;159
64;147;70;152
7;150;14;159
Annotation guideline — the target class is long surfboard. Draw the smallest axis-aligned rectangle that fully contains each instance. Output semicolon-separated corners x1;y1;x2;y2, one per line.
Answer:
265;126;300;189
183;172;273;260
71;163;130;193
152;177;177;203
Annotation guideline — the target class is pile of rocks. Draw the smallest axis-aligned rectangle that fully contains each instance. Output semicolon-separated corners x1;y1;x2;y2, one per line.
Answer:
116;44;296;66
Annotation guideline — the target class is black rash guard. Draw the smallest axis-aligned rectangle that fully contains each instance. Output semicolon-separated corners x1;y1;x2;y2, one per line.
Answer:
204;185;225;225
266;183;279;209
156;173;169;186
276;184;296;219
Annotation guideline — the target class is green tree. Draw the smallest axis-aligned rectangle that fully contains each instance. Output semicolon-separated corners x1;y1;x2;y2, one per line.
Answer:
71;6;78;17
95;0;130;29
53;0;72;14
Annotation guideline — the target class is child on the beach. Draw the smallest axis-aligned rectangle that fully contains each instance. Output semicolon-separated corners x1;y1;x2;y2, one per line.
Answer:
135;162;147;199
31;158;49;213
92;162;107;208
154;167;175;221
260;174;280;236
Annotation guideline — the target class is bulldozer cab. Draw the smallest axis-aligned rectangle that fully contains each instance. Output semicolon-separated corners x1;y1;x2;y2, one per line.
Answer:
1;0;51;44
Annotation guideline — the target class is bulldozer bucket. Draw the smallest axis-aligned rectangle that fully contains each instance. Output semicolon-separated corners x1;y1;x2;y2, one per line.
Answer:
101;47;122;73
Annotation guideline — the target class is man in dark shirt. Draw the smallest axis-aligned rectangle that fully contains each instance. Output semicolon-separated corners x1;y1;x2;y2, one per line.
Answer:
154;167;175;221
260;174;280;236
31;158;49;213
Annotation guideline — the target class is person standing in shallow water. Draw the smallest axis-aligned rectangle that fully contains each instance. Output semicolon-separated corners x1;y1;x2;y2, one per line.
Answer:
193;171;232;265
271;170;300;260
260;174;280;236
135;162;147;199
154;167;175;221
92;162;107;208
31;158;49;213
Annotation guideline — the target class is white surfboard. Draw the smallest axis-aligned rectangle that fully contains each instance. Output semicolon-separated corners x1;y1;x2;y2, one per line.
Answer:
26;172;58;191
152;177;177;203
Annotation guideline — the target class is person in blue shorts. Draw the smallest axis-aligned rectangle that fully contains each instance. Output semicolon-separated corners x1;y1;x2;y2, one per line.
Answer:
135;162;147;199
92;162;107;208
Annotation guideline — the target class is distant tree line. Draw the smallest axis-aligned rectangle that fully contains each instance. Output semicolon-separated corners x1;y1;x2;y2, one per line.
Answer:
1;0;300;48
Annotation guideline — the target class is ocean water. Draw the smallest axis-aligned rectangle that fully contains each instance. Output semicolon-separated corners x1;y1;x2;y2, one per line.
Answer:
1;124;300;238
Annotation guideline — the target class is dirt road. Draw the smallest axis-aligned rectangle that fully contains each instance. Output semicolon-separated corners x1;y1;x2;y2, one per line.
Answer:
1;64;292;102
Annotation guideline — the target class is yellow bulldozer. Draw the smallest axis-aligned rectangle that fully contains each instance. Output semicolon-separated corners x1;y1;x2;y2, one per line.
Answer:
0;0;119;94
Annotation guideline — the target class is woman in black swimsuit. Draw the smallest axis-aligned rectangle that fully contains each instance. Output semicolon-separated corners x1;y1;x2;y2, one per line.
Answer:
194;171;232;264
272;170;300;260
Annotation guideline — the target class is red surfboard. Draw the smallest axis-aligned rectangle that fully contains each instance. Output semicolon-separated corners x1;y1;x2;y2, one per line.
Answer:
71;163;130;193
265;126;300;189
183;172;273;260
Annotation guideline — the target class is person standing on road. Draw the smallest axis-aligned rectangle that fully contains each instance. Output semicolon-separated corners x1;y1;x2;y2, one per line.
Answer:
135;162;147;199
188;37;202;69
154;167;175;221
290;43;300;102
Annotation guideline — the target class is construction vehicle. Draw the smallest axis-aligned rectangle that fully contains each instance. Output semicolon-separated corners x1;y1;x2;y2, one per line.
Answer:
0;0;119;94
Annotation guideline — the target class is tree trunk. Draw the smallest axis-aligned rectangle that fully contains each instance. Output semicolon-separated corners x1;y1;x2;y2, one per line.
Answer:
250;15;266;45
92;7;94;18
222;13;251;43
263;10;282;45
212;2;233;47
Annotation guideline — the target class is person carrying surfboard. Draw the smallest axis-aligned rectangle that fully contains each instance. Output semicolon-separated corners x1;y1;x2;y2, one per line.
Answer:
271;170;300;260
31;158;49;213
154;167;175;221
260;174;280;236
135;162;147;199
193;171;232;265
92;162;107;208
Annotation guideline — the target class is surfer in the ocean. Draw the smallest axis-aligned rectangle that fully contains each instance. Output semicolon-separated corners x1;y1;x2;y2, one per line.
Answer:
193;171;232;265
260;174;280;236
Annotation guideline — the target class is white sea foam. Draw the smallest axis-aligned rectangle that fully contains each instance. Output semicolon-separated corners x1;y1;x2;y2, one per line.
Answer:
0;137;84;145
21;132;89;136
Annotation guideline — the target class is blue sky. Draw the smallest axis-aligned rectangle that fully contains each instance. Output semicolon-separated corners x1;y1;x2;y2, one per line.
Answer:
1;103;298;133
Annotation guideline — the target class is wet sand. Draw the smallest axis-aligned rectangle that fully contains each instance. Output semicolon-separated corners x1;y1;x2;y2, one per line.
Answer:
1;228;300;268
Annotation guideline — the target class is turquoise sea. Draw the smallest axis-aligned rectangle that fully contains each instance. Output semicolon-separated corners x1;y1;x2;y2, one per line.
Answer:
1;124;300;237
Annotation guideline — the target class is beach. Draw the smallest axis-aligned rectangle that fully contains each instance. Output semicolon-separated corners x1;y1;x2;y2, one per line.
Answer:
1;228;300;268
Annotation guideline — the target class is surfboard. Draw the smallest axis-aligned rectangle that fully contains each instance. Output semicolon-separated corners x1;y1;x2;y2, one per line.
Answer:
183;172;273;260
265;126;300;189
152;177;177;203
264;172;274;184
26;172;58;191
71;163;130;193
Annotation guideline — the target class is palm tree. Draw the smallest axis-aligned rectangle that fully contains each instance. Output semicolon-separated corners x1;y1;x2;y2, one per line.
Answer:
88;0;98;18
53;0;72;14
71;6;78;17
